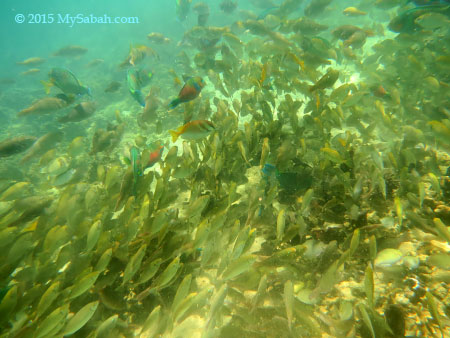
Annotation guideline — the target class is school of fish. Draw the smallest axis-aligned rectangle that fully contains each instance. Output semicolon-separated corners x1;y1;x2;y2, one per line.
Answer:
1;0;450;337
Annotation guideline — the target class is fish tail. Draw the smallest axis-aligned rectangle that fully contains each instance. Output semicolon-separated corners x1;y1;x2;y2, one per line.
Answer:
41;80;53;94
17;108;30;117
168;98;180;110
131;90;145;107
136;90;146;107
169;130;180;143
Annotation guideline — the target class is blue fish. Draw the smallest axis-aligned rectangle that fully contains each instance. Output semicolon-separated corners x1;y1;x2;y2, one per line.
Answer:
131;90;146;107
127;68;153;107
131;146;143;196
42;68;90;97
124;146;143;196
262;163;278;177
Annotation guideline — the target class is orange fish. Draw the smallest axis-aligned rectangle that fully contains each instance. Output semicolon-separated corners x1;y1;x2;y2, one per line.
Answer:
371;84;388;98
287;52;305;71
145;145;164;168
259;63;273;89
169;120;215;142
120;44;158;68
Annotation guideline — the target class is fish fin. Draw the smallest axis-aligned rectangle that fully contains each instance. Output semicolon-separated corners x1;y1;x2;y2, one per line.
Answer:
182;75;191;82
169;130;180;143
168;98;180;110
41;80;53;94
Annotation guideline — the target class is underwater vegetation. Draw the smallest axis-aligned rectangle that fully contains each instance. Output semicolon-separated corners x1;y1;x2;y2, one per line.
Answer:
0;0;450;337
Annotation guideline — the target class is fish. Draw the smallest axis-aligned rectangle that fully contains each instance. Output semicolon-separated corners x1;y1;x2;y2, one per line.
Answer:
309;68;339;92
18;96;71;117
370;84;390;98
104;81;121;93
168;76;205;110
123;146;143;196
90;124;124;155
85;58;104;68
176;0;192;22
343;7;367;16
144;145;164;169
20;68;40;76
220;0;238;14
3;0;450;335
292;17;328;35
0;136;37;157
142;87;161;122
58;101;96;123
41;156;70;176
304;0;333;17
147;32;171;44
414;11;450;29
16;57;46;66
6;196;53;228
129;90;144;108
259;62;274;89
344;31;368;49
257;6;280;20
261;163;312;194
409;0;450;6
120;44;158;68
169;69;183;87
332;25;371;42
61;301;99;336
287;52;305;71
388;4;450;33
52;45;88;57
127;68;153;107
21;131;64;163
130;146;143;179
169;120;215;142
41;68;91;96
67;136;85;157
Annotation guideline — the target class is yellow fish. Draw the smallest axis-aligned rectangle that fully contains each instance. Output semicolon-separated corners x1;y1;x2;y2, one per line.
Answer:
169;120;215;142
